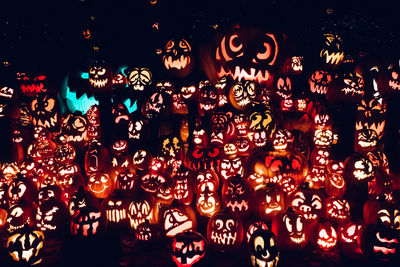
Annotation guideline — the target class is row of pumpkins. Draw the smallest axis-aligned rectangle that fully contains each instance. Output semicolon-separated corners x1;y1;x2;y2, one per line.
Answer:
0;27;399;266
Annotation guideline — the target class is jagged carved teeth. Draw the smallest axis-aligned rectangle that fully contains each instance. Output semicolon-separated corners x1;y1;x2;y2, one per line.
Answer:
200;103;215;111
163;55;190;70
303;213;317;220
321;51;344;65
341;87;363;96
133;85;144;91
290;233;305;244
312;84;328;94
389;80;400;90
211;231;237;245
218;66;271;84
89;78;108;88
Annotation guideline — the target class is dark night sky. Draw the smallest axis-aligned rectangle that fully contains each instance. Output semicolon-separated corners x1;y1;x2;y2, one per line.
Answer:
1;0;400;76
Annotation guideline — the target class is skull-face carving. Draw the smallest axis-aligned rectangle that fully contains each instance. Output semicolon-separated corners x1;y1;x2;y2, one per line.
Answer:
128;67;152;91
207;212;243;250
127;197;154;230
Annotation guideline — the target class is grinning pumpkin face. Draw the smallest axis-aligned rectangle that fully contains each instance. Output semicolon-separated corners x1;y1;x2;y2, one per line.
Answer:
30;93;58;132
355;98;385;139
87;172;114;199
319;34;344;66
171;231;206;267
70;207;104;237
207;211;244;251
289;187;324;222
162;38;194;77
249;229;279;267
19;73;47;97
7;202;36;233
215;27;279;86
326;196;350;222
142;91;170;120
116;169;136;193
354;128;378;152
88;64;112;92
197;80;218;116
311;221;338;251
196;187;221;217
274;74;292;101
338;220;362;245
127;67;152;92
187;145;220;172
344;154;374;184
221;175;251;215
101;194;128;226
254;184;285;221
7;225;44;265
36;200;67;234
127;197;154;230
308;70;332;95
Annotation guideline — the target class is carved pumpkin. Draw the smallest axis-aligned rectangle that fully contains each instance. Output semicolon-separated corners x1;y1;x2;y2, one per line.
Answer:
221;175;251;217
162;38;194;77
30;93;59;132
288;183;324;222
344;153;374;184
87;172;114;199
309;219;338;251
326;196;351;223
127;194;156;230
207;211;244;251
254;183;285;222
36;199;68;235
229;80;257;111
171;230;206;267
355;98;385;140
162;206;197;238
7;225;44;265
249;229;279;267
319;33;344;67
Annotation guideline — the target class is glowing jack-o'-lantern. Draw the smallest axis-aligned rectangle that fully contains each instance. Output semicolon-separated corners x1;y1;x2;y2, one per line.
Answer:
344;153;374;184
328;71;365;104
288;184;324;222
271;208;308;250
101;192;128;227
7;225;44;265
363;198;400;231
8;174;37;204
309;220;338;251
326;196;351;222
70;206;105;237
60;114;88;148
171;230;206;267
338;220;362;246
88;63;112;93
18;72;47;97
319;34;344;67
36;199;67;235
354;128;378;153
229;80;257;111
127;195;156;230
196;186;221;217
274;74;292;102
162;206;196;238
254;184;285;222
308;70;332;95
173;167;194;205
127;67;152;92
30;93;59;132
6;201;36;233
221;175;251;216
355;98;385;140
187;145;220;172
207;211;244;251
325;173;346;197
249;229;279;267
246;220;269;243
87;172;114;199
272;128;293;151
162;38;194;77
214;26;280;86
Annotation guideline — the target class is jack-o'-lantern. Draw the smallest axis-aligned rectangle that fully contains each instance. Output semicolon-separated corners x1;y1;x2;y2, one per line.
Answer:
218;156;244;181
160;135;184;162
214;26;280;86
56;163;83;190
1;162;20;181
274;74;292;102
368;170;393;201
308;70;332;95
221;175;251;216
235;136;253;157
354;128;378;153
197;80;218;116
171;93;188;115
288;184;324;222
162;38;194;77
67;187;98;217
249;229;279;267
127;67;152;92
263;151;308;185
283;56;303;75
187;145;220;172
87;172;114;199
376;64;400;96
313;129;334;148
140;169;170;194
272;128;293;151
229;80;256;111
248;105;276;142
30;93;59;132
358;223;400;260
135;220;158;242
355;98;385;140
101;192;128;228
36;199;67;235
327;71;365;104
326;196;351;222
37;185;61;206
18;72;47;97
70;206;106;237
246;220;269;243
141;91;171;120
309;219;338;251
7;225;44;265
171;230;206;267
327;160;344;174
133;149;152;171
156;180;174;206
54;142;76;165
207;211;244;251
271;208;308;250
363;198;400;231
338;220;362;247
344;153;374;184
6;201;36;233
162;206;196;238
8;174;37;204
84;140;111;177
196;186;221;217
116;169;136;194
127;194;156;230
254;184;285;222
173;167;194;206
366;150;389;174
325;173;346;197
310;147;330;167
195;169;219;195
88;63;112;93
60;113;88;147
180;83;198;101
319;33;344;67
313;110;332;130
128;115;145;141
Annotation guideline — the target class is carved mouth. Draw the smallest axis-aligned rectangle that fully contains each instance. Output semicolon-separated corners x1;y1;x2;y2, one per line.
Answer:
199;103;216;111
89;78;108;88
320;50;344;65
290;233;306;244
317;238;336;249
218;66;271;85
303;213;318;220
33;113;58;129
106;209;127;223
211;231;237;245
341;87;364;96
309;83;328;94
389;80;400;90
226;200;249;212
163;55;190;70
251;256;279;267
